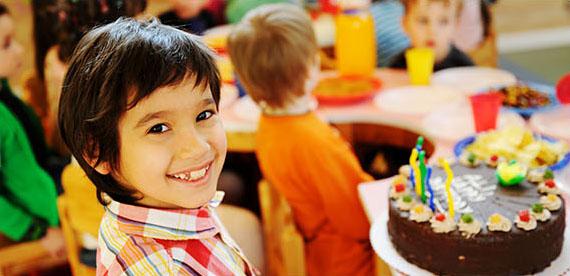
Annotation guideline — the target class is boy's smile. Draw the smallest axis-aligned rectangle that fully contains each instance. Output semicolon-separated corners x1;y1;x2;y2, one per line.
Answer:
99;77;227;209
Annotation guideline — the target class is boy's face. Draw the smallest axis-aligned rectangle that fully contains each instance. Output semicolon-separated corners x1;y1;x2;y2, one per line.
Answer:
403;0;458;62
105;78;227;209
0;15;23;78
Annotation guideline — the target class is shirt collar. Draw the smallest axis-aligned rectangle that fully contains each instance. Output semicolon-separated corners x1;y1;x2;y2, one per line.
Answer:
106;191;225;240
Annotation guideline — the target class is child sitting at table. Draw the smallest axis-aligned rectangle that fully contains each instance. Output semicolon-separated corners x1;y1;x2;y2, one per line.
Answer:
228;4;375;275
389;0;474;71
58;18;256;275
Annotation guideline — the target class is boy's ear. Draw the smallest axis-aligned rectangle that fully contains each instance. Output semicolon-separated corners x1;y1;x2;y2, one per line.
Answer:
83;147;111;175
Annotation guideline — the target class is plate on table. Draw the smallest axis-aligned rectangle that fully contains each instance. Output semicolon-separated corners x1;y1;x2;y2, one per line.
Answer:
453;127;570;171
530;105;570;144
431;67;517;95
373;85;462;115
421;99;525;142
312;75;382;105
484;82;560;118
370;209;570;276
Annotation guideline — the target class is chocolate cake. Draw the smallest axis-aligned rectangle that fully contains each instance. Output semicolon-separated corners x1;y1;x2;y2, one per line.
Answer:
388;164;566;275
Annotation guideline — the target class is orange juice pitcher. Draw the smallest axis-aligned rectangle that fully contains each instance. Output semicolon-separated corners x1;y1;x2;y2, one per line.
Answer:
335;3;376;77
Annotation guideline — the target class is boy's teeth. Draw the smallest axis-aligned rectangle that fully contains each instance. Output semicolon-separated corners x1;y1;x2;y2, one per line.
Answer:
173;165;209;181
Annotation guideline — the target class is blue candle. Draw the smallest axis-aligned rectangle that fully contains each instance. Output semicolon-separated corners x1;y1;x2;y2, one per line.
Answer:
426;167;435;212
410;167;415;189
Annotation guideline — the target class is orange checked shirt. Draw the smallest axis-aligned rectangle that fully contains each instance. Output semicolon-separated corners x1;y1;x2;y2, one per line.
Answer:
256;112;375;276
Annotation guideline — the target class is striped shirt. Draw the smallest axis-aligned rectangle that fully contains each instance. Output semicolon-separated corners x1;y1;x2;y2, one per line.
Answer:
370;0;410;67
97;192;257;275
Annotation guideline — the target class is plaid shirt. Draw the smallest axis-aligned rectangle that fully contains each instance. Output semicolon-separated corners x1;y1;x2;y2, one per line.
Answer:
97;192;257;275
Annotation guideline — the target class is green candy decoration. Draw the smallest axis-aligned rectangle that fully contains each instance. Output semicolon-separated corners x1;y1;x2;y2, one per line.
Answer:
467;153;476;165
402;195;413;203
532;203;544;214
461;213;474;224
496;160;527;186
544;169;554;180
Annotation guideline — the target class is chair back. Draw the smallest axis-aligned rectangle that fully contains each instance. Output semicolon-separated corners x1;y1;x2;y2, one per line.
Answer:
258;180;306;276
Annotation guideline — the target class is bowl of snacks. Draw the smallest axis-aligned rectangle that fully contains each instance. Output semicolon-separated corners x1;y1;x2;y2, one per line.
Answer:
312;75;382;105
484;82;560;118
454;125;570;171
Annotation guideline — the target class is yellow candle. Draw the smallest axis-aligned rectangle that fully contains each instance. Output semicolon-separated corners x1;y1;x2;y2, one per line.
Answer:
410;149;422;196
440;158;455;218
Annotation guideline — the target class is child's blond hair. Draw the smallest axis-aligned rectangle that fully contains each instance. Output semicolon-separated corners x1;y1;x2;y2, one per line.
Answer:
227;4;318;108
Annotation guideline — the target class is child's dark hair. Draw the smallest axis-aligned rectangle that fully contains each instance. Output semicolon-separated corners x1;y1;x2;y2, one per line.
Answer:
58;17;221;205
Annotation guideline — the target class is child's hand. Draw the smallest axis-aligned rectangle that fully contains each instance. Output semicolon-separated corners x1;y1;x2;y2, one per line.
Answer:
39;227;66;258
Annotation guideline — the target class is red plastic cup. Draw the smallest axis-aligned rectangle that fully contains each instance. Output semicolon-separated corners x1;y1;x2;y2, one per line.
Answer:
556;73;570;104
469;92;504;133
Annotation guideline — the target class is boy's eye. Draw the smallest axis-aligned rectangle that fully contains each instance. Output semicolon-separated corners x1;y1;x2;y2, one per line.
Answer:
439;18;449;26
148;124;170;134
417;16;429;25
197;110;215;121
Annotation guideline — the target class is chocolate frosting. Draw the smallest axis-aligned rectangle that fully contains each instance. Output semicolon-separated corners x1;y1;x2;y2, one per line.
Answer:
388;164;566;275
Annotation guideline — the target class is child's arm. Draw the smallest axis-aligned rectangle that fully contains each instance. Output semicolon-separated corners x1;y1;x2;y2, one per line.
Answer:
299;140;373;241
0;105;59;232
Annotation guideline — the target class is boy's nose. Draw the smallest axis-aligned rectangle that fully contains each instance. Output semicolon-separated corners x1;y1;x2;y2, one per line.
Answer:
176;131;211;161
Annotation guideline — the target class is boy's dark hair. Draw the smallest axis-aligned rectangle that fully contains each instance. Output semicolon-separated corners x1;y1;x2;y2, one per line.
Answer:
0;2;8;15
58;18;221;205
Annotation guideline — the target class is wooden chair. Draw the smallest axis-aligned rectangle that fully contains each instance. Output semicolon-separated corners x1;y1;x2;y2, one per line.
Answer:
258;180;306;276
0;235;67;275
57;196;96;276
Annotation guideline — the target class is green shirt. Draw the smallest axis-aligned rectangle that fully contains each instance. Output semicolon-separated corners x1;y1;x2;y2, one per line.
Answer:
225;0;291;23
0;102;58;241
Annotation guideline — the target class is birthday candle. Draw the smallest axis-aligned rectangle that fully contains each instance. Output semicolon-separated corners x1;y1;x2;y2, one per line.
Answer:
416;136;424;151
409;149;422;196
410;167;415;190
441;158;455;218
425;167;434;212
419;151;427;203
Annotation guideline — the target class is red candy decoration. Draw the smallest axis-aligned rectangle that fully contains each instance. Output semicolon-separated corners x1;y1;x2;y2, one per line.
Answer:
490;155;498;162
395;183;406;193
435;213;446;222
556;73;570;104
545;179;556;188
519;210;530;222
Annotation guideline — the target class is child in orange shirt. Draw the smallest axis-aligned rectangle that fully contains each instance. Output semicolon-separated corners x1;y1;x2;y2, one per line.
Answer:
228;4;375;275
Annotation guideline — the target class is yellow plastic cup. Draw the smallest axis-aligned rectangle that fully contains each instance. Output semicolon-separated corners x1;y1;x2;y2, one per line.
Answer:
405;47;435;85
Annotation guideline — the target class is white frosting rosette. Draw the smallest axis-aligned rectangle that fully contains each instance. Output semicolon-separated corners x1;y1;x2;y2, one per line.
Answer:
458;219;482;239
459;152;480;167
537;180;561;195
531;207;551;222
539;194;562;211
396;196;415;211
430;214;456;233
389;182;408;199
487;213;512;232
527;169;545;183
514;211;537;231
399;165;411;179
409;204;433;223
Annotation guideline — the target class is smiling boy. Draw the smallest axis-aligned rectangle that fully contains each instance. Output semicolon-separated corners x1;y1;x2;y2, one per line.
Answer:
58;18;256;275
